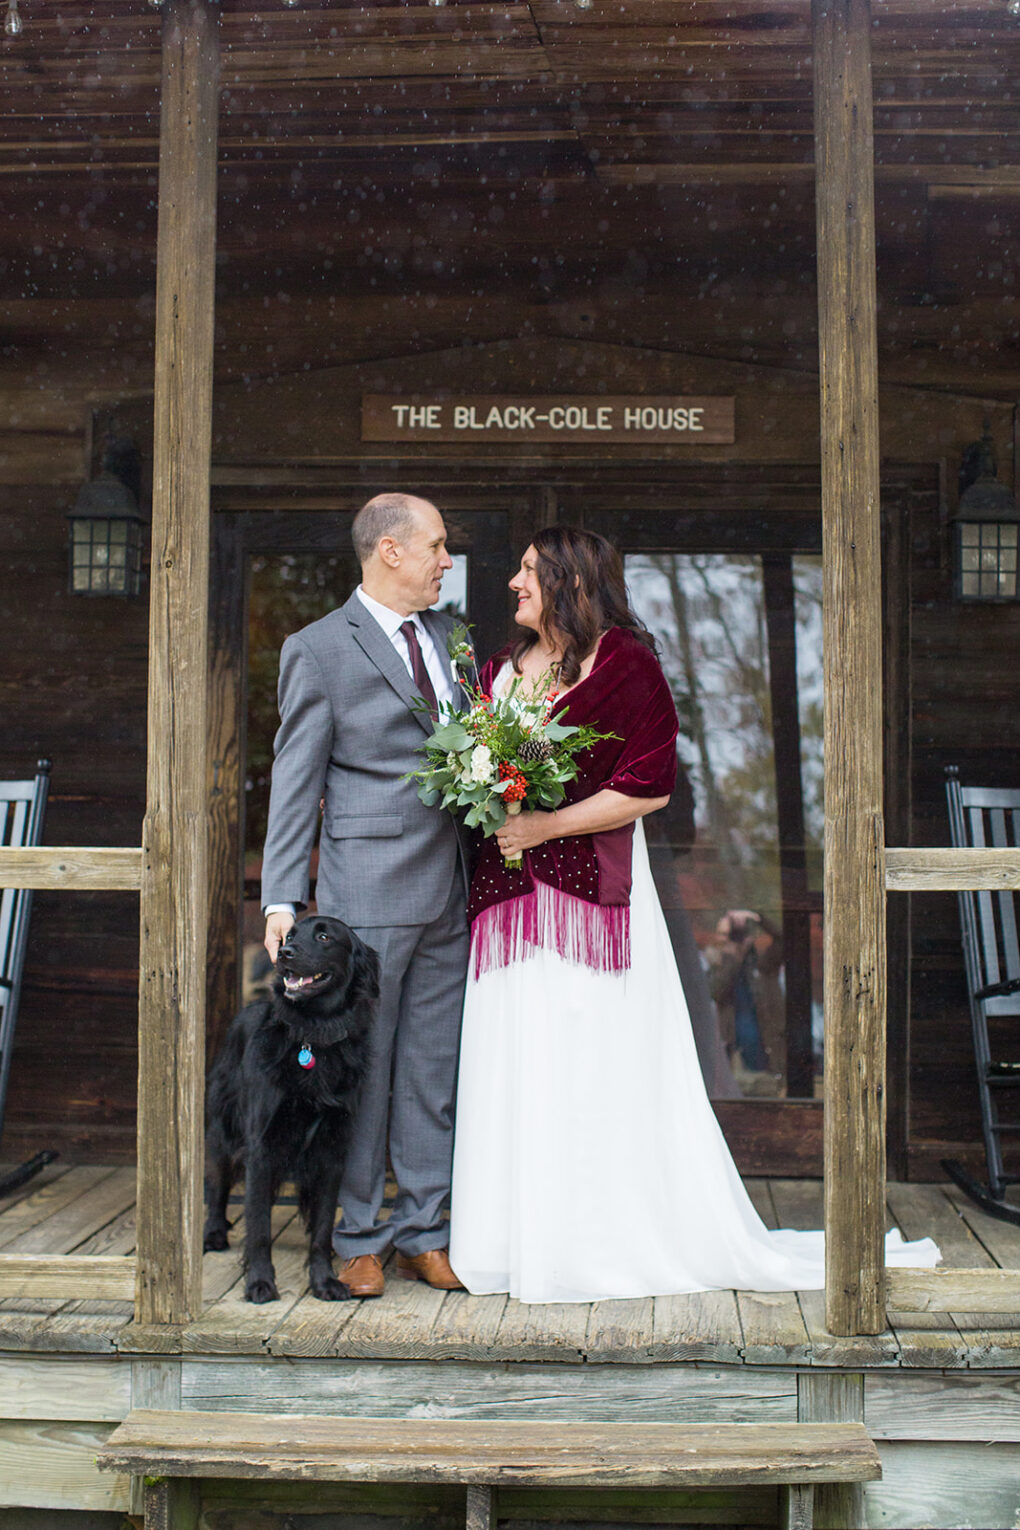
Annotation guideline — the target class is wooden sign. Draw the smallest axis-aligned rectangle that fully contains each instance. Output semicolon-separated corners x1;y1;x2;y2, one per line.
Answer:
362;395;735;445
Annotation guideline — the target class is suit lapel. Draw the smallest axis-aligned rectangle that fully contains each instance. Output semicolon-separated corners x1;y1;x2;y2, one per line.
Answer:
343;593;436;736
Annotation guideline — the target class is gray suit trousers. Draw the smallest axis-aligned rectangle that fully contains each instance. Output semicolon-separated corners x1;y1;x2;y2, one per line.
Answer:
332;874;470;1259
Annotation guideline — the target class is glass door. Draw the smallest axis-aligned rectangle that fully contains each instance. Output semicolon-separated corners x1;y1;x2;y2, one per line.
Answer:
626;552;824;1102
582;500;826;1174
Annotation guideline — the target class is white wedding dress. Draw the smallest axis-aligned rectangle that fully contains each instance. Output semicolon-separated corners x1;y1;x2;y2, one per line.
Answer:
449;816;940;1304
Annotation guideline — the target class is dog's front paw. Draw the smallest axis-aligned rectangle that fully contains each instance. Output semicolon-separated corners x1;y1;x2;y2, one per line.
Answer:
203;1226;230;1252
245;1276;280;1304
312;1275;352;1302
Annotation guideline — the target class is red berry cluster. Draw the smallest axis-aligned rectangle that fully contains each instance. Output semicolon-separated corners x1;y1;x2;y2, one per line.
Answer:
498;760;528;803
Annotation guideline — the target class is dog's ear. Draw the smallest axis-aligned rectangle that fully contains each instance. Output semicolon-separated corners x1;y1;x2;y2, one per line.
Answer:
350;934;381;1004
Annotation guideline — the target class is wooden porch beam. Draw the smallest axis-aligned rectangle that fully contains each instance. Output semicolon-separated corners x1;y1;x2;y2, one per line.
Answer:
135;0;220;1327
884;846;1020;891
813;0;886;1337
886;1267;1020;1313
0;1255;136;1301
599;164;1020;188
0;847;142;890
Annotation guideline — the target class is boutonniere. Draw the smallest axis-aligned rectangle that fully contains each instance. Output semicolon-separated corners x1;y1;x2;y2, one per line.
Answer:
447;622;480;689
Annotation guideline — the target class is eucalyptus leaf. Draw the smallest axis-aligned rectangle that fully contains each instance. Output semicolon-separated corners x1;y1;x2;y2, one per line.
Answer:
428;722;473;751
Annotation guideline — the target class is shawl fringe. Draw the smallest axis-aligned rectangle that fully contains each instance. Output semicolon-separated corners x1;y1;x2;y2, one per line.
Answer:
472;878;631;979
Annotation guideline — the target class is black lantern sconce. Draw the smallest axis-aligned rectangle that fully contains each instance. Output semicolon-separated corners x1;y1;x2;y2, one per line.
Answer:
67;437;146;598
951;423;1020;602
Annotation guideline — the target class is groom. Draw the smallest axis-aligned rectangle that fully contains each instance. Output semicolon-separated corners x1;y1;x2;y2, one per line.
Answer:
261;492;470;1296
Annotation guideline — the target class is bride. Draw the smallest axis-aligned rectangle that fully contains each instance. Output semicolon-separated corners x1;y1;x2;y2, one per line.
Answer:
448;525;939;1304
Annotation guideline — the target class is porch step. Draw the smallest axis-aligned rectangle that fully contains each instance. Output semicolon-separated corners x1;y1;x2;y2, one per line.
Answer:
97;1409;881;1529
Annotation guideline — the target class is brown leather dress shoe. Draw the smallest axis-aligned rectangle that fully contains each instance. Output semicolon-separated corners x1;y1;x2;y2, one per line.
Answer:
394;1247;465;1290
338;1253;385;1298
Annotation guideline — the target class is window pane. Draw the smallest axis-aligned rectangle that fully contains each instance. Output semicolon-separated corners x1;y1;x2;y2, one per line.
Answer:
793;556;824;891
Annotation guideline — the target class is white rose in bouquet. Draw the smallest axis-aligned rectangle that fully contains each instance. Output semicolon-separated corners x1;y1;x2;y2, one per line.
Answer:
469;744;494;784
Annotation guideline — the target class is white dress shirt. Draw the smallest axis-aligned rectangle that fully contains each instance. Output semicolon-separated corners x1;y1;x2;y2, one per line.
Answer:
265;589;454;918
354;586;456;709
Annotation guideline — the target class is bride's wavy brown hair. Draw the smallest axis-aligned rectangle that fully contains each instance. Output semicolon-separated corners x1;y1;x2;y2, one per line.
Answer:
511;525;657;685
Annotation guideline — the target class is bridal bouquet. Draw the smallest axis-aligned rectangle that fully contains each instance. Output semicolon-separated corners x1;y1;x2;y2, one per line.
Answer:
409;625;610;869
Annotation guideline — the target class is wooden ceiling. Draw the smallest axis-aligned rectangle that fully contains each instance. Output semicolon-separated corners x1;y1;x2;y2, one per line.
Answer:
1;0;1018;400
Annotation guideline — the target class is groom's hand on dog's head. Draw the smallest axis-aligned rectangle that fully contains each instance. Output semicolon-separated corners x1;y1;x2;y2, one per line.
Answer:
265;911;296;963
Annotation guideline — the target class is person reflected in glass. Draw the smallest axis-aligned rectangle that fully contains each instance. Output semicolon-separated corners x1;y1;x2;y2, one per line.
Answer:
706;909;786;1096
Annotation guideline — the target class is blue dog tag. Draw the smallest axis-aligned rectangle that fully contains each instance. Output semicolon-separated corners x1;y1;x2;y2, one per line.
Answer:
298;1045;315;1070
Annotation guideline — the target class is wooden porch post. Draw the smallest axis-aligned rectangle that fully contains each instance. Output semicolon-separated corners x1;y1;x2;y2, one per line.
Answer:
136;0;220;1325
813;0;886;1335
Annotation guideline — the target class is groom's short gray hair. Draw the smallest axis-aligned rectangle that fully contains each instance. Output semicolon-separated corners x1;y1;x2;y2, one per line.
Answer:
352;493;420;565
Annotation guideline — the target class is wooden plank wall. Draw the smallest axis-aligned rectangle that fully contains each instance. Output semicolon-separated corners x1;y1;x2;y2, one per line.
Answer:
0;476;147;1163
905;469;1020;1179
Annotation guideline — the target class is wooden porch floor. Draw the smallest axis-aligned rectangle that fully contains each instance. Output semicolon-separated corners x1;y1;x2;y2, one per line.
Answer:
0;1162;1017;1370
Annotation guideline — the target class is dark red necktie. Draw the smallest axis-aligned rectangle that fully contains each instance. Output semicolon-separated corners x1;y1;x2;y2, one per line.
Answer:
400;620;439;717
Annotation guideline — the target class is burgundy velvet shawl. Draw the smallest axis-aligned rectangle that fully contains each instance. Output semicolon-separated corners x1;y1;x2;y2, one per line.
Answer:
467;626;680;975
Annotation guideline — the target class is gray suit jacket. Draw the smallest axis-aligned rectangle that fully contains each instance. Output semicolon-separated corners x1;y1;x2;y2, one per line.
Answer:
260;592;467;927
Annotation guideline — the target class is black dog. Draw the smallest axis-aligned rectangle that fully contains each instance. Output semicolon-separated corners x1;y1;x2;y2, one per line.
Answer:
203;916;379;1303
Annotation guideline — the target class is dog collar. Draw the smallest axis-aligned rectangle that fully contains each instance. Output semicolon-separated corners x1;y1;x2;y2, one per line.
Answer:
297;1043;316;1070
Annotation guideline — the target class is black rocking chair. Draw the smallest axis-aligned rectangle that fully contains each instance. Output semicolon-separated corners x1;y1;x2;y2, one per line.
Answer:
0;760;58;1196
943;766;1020;1226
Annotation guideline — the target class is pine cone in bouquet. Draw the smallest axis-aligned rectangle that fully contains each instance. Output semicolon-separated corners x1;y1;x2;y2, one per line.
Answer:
517;733;554;763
